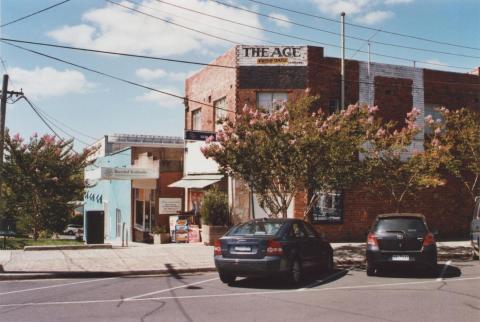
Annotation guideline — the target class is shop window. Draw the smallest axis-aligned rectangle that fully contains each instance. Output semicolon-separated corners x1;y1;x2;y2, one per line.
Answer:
192;108;202;130
256;92;288;112
214;97;228;131
134;188;156;232
312;191;343;224
424;104;443;135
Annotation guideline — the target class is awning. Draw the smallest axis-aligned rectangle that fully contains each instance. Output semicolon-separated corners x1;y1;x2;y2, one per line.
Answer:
168;174;224;189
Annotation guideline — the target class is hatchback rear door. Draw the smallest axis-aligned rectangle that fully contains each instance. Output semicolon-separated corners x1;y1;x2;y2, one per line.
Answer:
374;217;426;252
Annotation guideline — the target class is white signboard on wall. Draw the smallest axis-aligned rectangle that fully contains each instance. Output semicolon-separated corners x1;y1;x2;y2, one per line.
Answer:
159;198;182;215
102;167;158;180
237;45;308;66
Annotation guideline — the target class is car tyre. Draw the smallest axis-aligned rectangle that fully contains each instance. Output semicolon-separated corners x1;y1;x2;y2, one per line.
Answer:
288;258;303;286
366;265;376;276
219;272;236;285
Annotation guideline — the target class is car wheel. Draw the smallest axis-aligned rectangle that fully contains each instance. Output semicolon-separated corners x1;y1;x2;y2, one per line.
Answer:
69;231;75;236
366;265;376;276
288;258;303;286
219;272;236;284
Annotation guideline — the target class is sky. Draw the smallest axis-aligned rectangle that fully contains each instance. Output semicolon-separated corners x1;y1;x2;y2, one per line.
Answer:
1;0;479;151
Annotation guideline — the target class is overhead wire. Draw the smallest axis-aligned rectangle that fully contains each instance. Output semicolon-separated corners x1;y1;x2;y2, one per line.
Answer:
0;0;73;28
242;0;480;51
23;96;62;141
205;0;480;59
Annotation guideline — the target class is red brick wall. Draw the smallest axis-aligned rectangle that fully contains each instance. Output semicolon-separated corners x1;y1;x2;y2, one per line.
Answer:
424;69;480;111
374;76;413;128
185;47;237;132
156;171;184;229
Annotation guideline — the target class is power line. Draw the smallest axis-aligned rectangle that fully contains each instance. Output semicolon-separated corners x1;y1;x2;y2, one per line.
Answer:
2;37;478;88
139;0;473;70
242;0;480;52
2;40;237;114
0;38;236;69
1;0;73;28
206;0;480;59
23;96;62;140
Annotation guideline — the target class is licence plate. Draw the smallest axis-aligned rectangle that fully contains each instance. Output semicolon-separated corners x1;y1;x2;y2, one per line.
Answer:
234;246;251;252
392;255;410;261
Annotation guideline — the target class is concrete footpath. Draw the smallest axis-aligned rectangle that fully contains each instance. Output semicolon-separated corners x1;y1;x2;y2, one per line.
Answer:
0;241;473;280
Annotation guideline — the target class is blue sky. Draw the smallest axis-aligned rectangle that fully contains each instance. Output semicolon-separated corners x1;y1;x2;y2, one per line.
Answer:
1;0;479;150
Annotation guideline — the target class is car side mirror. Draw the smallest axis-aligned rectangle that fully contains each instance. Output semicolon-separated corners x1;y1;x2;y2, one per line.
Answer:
431;228;439;236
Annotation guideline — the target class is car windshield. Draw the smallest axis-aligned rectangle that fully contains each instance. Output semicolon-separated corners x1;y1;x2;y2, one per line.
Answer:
375;218;427;234
228;221;284;237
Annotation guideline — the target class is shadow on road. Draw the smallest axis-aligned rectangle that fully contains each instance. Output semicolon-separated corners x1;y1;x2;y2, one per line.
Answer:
228;269;348;290
372;264;462;279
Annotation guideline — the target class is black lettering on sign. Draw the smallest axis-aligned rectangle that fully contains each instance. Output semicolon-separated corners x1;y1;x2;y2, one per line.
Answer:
271;47;282;57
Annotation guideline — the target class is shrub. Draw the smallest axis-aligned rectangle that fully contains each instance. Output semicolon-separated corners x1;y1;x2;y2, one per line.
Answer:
200;189;229;226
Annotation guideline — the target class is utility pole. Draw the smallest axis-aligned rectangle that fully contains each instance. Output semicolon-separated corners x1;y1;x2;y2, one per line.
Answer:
340;12;346;110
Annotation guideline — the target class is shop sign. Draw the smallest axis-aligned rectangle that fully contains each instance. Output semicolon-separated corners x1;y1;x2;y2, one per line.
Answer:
237;45;308;66
101;167;159;180
185;130;215;141
159;198;182;215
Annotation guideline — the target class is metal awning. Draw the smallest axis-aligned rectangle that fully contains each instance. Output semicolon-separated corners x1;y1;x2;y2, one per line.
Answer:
168;174;224;189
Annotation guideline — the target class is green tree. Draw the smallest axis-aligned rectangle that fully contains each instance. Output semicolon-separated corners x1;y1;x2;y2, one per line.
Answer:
428;107;480;201
202;96;372;218
1;132;92;239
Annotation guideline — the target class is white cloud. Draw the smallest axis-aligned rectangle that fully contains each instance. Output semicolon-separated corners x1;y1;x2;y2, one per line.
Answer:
136;87;182;108
136;68;167;80
356;10;393;25
310;0;413;25
48;0;265;57
269;12;291;28
10;67;92;100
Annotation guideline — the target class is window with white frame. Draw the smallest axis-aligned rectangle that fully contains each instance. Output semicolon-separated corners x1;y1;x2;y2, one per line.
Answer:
424;104;443;135
312;191;343;224
256;92;288;112
214;97;228;131
134;189;156;232
192;108;202;130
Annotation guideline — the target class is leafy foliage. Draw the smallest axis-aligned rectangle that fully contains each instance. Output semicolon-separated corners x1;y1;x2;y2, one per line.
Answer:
200;188;229;226
1;132;93;239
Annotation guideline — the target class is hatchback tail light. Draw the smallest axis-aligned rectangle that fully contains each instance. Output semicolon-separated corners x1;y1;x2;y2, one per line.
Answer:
422;232;435;247
214;240;222;256
367;233;379;250
266;240;283;256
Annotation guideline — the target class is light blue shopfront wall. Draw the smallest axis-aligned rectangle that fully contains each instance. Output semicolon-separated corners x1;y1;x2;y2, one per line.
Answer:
84;148;132;242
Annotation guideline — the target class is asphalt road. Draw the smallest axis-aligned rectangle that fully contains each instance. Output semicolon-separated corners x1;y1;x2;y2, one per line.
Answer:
0;260;478;322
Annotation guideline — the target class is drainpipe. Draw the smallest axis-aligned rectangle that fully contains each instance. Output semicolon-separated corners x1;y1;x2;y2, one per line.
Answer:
340;12;346;109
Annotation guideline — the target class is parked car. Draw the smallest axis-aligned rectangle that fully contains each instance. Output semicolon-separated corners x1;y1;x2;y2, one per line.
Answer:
214;218;334;285
471;196;480;260
63;224;83;236
366;213;438;276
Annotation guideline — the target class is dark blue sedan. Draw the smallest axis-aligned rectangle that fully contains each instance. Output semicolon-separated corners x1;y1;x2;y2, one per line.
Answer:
214;218;334;285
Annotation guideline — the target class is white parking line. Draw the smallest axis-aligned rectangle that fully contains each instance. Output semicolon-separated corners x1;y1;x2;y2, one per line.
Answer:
436;260;452;282
0;275;478;308
0;278;117;296
124;276;220;300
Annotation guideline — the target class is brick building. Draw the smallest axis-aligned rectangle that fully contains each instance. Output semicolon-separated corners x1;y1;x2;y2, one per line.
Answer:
175;45;479;242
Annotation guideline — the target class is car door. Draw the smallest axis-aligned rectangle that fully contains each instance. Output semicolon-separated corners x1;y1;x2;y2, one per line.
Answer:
290;221;315;269
302;221;326;268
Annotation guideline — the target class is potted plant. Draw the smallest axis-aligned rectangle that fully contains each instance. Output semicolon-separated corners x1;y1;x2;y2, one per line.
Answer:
200;188;229;245
151;225;170;244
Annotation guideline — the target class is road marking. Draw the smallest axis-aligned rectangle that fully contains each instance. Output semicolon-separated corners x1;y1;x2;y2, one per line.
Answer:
436;260;452;282
0;277;117;296
124;276;220;300
0;276;478;308
297;270;347;291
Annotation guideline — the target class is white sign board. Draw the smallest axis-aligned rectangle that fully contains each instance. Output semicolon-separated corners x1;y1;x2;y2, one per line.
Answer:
237;45;308;66
159;198;182;215
101;167;159;180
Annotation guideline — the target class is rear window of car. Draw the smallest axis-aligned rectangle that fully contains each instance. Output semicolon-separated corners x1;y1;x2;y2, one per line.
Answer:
228;221;284;236
374;218;427;234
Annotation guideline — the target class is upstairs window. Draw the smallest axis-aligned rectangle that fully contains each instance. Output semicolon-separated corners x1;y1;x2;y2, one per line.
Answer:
256;92;288;112
312;191;343;224
192;108;202;131
214;97;228;131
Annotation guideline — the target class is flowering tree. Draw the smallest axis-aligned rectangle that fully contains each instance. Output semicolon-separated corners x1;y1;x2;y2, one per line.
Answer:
202;96;373;218
363;108;445;212
1;132;93;239
428;107;480;201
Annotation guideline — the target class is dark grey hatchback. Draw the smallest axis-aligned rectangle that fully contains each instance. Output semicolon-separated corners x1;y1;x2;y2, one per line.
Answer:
214;218;333;285
366;213;438;276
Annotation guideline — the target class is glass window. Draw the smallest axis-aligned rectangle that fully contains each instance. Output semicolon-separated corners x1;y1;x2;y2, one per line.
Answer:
291;222;306;238
214;97;228;131
312;191;343;224
424;104;443;135
374;218;427;234
192;108;202;130
228;221;284;236
134;188;155;232
256;92;288;112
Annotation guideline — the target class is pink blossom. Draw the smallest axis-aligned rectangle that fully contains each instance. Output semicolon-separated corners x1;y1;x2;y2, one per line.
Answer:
434;127;441;135
288;139;296;145
376;128;386;138
424;115;434;125
242;104;250;113
205;135;215;144
249;119;257;125
431;138;440;147
367;116;374;124
440;107;449;114
368;105;379;113
51;177;59;182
